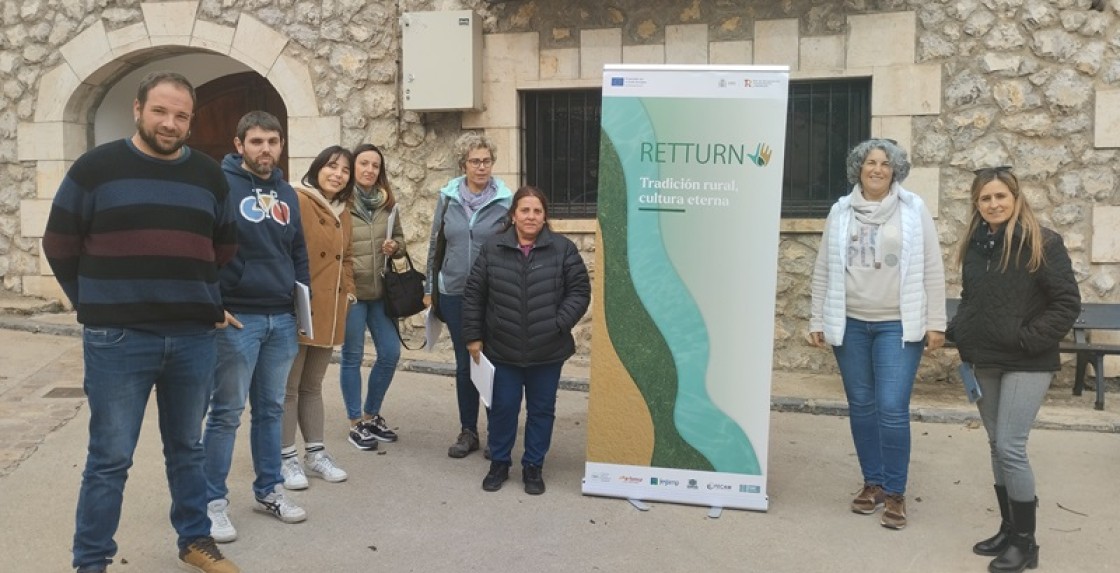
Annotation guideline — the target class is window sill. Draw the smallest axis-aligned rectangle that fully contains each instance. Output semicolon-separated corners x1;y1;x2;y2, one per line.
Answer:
551;219;597;234
780;219;825;234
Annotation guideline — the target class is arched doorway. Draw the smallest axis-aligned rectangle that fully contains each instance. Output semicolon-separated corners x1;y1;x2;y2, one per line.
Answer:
22;9;340;303
188;71;290;177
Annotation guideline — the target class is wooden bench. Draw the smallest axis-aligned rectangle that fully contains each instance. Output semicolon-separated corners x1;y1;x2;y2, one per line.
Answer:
946;299;1120;410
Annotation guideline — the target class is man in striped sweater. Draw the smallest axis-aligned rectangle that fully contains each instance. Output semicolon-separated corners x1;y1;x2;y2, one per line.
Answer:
42;71;240;573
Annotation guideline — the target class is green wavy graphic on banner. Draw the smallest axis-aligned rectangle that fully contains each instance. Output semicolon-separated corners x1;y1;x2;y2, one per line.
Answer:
600;95;760;475
598;128;713;472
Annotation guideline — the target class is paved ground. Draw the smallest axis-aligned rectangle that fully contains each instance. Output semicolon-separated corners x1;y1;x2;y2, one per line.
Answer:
2;294;1119;572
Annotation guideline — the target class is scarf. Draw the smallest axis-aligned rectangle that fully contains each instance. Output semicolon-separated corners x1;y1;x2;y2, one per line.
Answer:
353;185;386;222
458;178;496;219
848;183;901;269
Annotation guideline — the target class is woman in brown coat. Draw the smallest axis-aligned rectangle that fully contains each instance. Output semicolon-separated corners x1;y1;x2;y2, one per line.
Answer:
280;146;357;489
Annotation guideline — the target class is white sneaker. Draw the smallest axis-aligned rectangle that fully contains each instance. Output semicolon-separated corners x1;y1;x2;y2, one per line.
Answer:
281;456;309;490
305;450;348;483
253;484;307;523
207;498;237;543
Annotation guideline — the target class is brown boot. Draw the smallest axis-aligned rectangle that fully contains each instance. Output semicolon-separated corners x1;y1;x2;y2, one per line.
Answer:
880;493;907;529
850;483;886;514
179;537;240;573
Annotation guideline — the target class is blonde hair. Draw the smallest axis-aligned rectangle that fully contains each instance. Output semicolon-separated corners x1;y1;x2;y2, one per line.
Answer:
957;169;1045;273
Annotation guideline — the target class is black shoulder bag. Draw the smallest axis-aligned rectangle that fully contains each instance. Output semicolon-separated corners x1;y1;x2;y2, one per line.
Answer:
379;204;426;349
382;251;426;320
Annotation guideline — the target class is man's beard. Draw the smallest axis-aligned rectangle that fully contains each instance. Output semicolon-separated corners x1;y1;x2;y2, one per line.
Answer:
136;120;187;157
243;154;275;177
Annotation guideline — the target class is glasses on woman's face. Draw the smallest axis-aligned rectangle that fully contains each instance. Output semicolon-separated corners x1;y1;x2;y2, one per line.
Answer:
973;165;1013;176
467;158;494;168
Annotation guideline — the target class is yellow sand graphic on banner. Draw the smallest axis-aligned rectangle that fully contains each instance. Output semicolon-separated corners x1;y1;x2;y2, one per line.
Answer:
585;220;654;465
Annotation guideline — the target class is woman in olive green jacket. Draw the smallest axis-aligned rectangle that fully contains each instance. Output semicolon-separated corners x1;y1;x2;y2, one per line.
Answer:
339;144;406;450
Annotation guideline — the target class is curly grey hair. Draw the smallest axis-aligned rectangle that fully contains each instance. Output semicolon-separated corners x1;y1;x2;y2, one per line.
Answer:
845;138;910;186
455;131;498;171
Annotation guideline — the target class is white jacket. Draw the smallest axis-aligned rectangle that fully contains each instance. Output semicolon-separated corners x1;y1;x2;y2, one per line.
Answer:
809;183;946;346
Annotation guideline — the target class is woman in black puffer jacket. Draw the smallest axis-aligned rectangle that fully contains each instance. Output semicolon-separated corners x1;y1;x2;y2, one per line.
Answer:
462;186;590;495
947;167;1079;573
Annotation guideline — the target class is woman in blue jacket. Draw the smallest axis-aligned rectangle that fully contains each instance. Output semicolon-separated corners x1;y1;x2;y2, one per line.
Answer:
424;132;513;459
462;186;591;494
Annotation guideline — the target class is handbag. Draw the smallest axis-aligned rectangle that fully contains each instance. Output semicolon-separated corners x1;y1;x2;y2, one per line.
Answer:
430;197;451;322
382;251;427;319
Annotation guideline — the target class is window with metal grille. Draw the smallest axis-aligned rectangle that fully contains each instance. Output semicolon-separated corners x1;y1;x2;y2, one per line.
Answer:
781;78;871;218
520;89;602;219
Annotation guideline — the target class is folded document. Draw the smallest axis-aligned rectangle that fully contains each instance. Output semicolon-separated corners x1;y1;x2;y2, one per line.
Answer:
470;352;495;409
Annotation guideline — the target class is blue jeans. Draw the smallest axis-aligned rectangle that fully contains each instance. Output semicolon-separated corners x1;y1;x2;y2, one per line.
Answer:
831;318;924;495
440;293;487;431
203;313;297;501
340;299;401;420
488;361;564;468
73;327;216;570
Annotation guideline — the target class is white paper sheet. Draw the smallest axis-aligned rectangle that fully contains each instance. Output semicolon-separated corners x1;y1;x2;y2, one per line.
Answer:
295;281;313;339
470;352;495;409
423;307;442;352
386;205;397;241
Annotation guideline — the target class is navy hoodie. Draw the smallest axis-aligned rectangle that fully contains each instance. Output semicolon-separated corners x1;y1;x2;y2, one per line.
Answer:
219;153;311;314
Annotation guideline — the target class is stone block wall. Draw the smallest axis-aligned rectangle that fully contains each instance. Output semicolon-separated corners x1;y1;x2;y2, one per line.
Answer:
2;0;1119;380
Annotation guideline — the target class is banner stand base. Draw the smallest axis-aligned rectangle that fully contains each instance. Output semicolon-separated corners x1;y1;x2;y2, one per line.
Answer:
625;497;725;519
627;498;651;512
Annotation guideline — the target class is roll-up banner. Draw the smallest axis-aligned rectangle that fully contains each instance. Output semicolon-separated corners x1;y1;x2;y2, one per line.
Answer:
583;65;789;511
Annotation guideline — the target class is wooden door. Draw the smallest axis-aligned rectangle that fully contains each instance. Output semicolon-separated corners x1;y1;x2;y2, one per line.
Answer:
188;71;290;178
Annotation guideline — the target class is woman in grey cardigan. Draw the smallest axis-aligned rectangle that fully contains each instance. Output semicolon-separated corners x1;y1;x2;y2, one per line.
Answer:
424;132;513;459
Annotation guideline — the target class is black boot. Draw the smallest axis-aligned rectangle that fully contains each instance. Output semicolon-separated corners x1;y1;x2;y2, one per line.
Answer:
988;498;1039;573
974;485;1012;556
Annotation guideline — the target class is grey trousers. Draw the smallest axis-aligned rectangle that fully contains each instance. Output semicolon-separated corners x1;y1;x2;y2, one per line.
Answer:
974;367;1052;502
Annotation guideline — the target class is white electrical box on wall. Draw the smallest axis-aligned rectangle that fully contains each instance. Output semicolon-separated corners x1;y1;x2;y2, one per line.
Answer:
400;10;483;111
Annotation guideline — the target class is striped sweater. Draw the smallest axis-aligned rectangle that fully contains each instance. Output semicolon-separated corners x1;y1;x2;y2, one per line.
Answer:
42;139;237;332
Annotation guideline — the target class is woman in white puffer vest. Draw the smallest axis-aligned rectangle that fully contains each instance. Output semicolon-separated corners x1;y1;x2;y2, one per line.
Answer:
808;138;947;531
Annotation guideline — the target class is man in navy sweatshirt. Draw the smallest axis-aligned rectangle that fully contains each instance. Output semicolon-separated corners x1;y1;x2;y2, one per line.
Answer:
43;71;240;573
202;111;311;543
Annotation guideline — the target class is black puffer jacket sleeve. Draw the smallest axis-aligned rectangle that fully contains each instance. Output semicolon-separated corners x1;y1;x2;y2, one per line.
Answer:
1017;230;1080;354
555;240;591;333
461;238;490;345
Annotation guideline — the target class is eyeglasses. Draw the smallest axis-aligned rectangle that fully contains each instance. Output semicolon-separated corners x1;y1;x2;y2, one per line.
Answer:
466;158;494;168
972;165;1013;176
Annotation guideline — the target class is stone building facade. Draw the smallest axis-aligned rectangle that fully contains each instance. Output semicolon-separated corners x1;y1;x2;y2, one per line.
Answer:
3;0;1119;379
